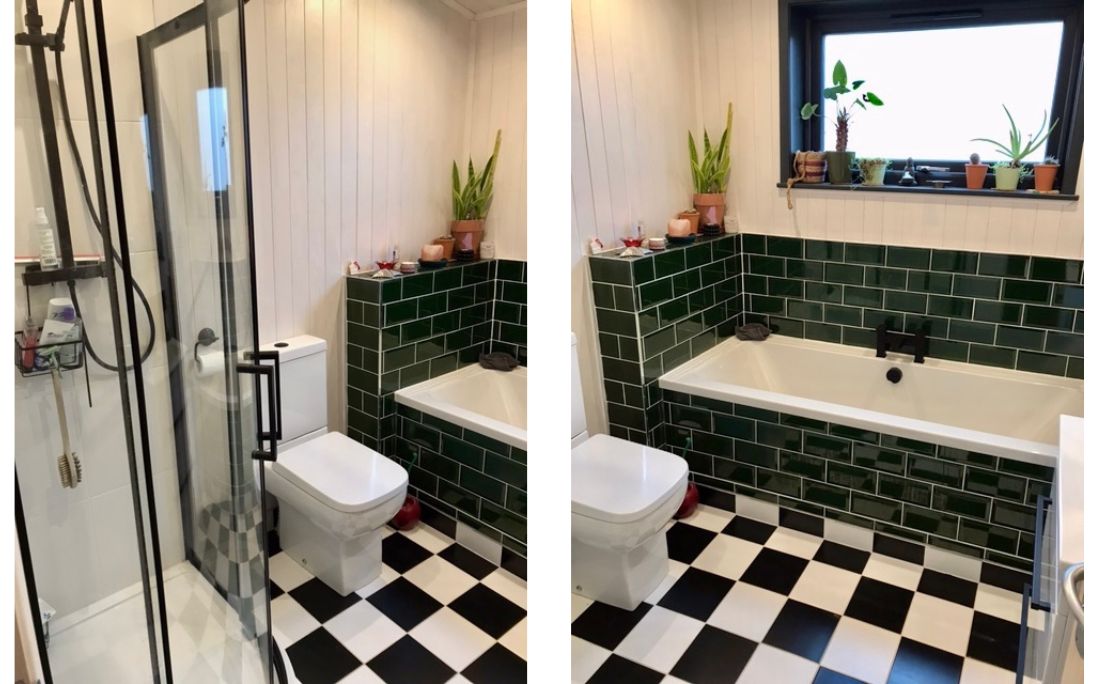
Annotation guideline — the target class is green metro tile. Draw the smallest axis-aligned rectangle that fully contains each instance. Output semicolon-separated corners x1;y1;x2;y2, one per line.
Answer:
958;519;1019;554
843;286;883;308
973;300;1022;325
805;239;844;261
978;254;1029;278
751;295;786;315
1016;350;1068;376
734;440;779;469
1029;257;1083;283
864;266;908;289
1067;357;1083;379
804;481;850;509
827;462;876;493
806;282;844;304
693;432;734;459
937;446;996;468
786;300;824;321
780;451;826;480
1045;331;1083;356
654;250;687;278
749;254;786;277
1051;284;1084;309
842;326;875;348
886;246;931;269
786;259;824;280
907;271;953;295
851;492;902;524
991;501;1035;531
948;320;996;344
756;422;802;450
714;414;755;440
825;263;865;285
401;273;434;298
880;434;935;456
877;474;931;506
804;321;843;343
906;455;963;487
996;458;1053;482
484;451;525;489
1023;306;1075;331
766;236;803;257
684;243;714;269
852;443;905;474
953;275;1002;300
928;338;970;363
932;488;991;520
768;278;804;298
589;257;633;285
995;325;1045;351
927;295;973;318
844;243;885;265
884;291;928;314
347;276;380;303
823;304;862;326
741;233;766;254
830;424;879;445
780;414;827;432
631;257;655;284
903;505;958;538
768;317;805;338
757;469;801;497
968;344;1017;369
480;500;526;542
1002;279;1052;304
931;250;979;273
803;433;852;462
712;457;755;485
735;405;779;422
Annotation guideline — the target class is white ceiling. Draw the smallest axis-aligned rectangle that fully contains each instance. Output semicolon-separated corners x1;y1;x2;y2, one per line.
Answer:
448;0;524;17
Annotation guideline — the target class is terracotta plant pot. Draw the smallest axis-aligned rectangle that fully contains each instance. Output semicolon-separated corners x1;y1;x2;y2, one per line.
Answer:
677;209;701;234
993;166;1022;191
432;236;455;260
450;219;484;257
692;193;725;229
964;164;989;190
826;151;855;184
1033;163;1059;193
793;151;828;184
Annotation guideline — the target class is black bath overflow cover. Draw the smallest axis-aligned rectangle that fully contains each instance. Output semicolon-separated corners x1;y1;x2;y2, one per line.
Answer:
886;367;903;384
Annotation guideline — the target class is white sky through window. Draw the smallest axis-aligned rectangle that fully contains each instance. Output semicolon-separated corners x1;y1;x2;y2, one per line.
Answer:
821;22;1064;162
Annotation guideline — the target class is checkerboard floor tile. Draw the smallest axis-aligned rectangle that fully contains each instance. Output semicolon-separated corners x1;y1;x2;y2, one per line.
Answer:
572;505;1027;684
272;526;525;683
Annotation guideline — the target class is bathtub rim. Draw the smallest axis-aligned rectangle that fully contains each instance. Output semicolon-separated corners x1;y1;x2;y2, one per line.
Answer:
394;363;527;450
658;335;1082;467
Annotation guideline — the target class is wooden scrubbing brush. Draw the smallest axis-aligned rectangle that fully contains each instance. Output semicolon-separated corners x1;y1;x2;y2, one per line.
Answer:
49;358;81;488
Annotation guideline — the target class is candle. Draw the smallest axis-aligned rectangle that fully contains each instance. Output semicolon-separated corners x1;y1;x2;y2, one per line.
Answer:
668;218;691;237
421;244;444;261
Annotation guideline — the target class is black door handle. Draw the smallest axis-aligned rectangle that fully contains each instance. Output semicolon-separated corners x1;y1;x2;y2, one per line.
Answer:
239;349;282;462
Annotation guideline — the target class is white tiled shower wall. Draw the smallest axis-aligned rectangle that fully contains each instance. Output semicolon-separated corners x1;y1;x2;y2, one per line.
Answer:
570;0;1085;435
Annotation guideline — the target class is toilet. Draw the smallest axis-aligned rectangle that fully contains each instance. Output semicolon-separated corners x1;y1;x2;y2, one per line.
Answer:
570;335;689;610
261;335;408;596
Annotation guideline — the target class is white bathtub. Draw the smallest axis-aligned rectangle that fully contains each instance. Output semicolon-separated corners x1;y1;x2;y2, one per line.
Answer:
659;335;1082;466
394;364;527;449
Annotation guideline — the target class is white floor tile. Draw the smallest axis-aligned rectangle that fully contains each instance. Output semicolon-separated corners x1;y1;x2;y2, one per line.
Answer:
571;593;595;621
500;618;527;658
765;528;824;559
408;608;494;672
337;667;386;684
678;504;735;532
403;556;480;605
789;561;861;614
902;593;975;656
960;658;1018;684
447;675;474;684
691;535;760;580
924;546;983;582
481;568;527;610
863;554;924;590
735;496;780;525
819;617;901;684
973;584;1025;623
268;553;313;592
736;643;817;683
706;582;787;642
644;560;690;604
571;636;611;683
269;594;320;645
354;564;400;599
823;518;874;551
323;600;404;663
403;524;455;554
613;605;705;674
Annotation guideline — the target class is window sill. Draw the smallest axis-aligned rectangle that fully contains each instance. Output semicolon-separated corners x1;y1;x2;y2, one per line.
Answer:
776;182;1079;201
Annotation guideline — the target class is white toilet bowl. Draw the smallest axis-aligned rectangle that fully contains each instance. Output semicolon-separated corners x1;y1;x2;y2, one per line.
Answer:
571;433;688;609
265;431;408;596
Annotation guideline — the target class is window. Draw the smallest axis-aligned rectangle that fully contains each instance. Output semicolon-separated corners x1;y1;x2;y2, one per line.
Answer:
780;0;1084;195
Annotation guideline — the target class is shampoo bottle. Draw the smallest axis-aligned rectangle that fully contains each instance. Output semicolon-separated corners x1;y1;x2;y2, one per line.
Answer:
35;207;60;271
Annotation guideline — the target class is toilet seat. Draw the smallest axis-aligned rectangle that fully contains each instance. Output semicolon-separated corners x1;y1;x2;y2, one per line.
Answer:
571;434;688;523
274;432;407;513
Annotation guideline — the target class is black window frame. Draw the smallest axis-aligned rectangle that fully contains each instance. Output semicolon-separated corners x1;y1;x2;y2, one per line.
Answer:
779;0;1084;195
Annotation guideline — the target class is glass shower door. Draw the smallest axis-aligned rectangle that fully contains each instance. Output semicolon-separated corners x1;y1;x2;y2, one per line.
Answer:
138;0;275;681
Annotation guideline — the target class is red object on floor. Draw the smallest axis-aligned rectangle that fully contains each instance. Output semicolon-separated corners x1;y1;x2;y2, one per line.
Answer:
391;496;421;530
674;481;699;519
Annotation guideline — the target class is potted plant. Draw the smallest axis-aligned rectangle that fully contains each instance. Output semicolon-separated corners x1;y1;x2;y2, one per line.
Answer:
857;157;889;186
971;106;1057;192
801;60;884;185
451;129;502;258
965;152;989;190
688;102;732;229
1033;155;1060;193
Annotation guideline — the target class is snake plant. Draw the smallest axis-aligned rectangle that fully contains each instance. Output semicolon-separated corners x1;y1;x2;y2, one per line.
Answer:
972;106;1057;168
452;130;502;220
689;103;733;194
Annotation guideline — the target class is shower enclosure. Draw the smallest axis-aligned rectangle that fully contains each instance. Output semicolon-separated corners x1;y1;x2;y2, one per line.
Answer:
14;0;284;681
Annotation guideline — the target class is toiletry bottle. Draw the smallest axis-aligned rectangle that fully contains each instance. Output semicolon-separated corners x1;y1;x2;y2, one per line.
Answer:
21;317;39;372
35;207;60;271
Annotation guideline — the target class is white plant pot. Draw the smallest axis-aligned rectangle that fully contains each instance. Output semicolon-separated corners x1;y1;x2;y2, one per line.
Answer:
993;166;1022;191
860;162;888;186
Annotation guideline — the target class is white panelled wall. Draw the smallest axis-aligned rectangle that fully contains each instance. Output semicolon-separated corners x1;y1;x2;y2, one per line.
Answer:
245;0;527;434
571;0;1085;436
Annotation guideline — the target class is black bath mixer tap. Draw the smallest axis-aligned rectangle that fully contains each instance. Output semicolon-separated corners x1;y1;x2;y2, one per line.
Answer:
875;323;928;363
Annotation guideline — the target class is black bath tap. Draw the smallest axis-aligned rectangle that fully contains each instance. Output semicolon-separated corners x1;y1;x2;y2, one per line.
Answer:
875;323;928;363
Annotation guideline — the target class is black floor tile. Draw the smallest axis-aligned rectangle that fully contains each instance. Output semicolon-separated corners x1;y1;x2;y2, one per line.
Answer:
723;516;776;544
367;577;444;630
571;602;652;651
657;567;735;621
288;578;362;622
463;643;526;683
501;548;527;581
666;522;719;564
874;534;925;565
917;569;978;607
449;583;526;638
763;600;840;662
439;543;497;580
382;532;433;573
813;540;871;574
780;508;825;537
285;628;362;684
587;654;664;684
738;548;810;595
367;635;455;684
845;577;915;633
269;581;284;600
967;611;1020;671
670;625;757;684
814;668;866;684
980;562;1029;593
887;637;964;684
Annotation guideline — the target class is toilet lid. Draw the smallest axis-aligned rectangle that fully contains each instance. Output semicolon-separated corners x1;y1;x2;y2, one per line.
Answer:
273;432;408;513
571;434;688;524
